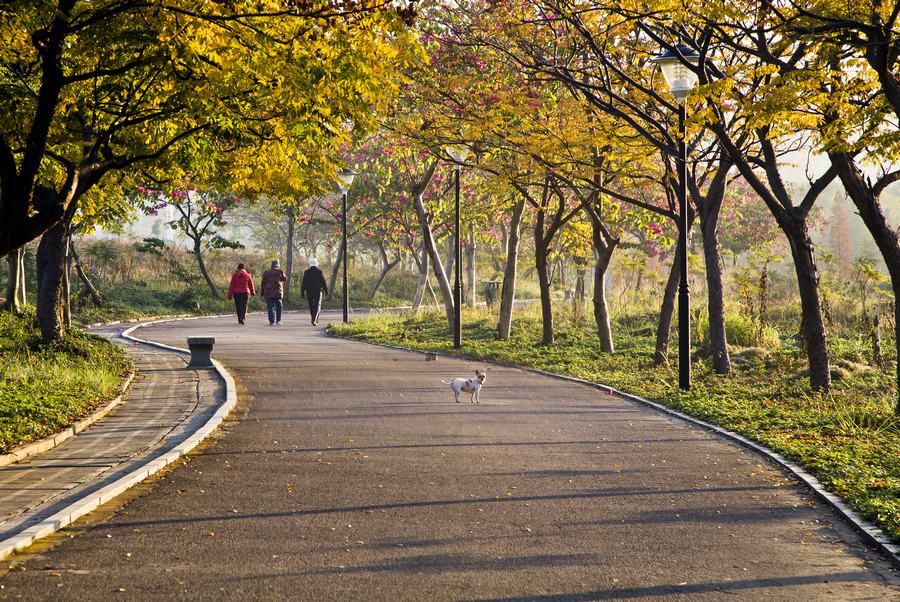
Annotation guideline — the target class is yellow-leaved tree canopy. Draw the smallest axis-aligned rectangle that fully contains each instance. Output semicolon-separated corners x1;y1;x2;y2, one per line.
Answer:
0;0;421;340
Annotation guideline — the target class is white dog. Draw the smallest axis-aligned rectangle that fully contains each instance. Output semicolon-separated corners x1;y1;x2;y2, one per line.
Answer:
443;369;487;404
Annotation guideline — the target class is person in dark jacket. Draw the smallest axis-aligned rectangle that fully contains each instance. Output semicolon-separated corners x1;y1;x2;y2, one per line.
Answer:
300;258;328;326
227;263;255;324
261;259;287;326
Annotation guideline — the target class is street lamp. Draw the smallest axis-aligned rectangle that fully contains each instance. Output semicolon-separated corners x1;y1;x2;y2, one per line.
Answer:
336;168;356;324
651;43;700;390
445;145;469;348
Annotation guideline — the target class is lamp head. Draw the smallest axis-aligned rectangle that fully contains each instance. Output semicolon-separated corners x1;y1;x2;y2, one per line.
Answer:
445;145;470;165
650;44;701;103
336;168;357;192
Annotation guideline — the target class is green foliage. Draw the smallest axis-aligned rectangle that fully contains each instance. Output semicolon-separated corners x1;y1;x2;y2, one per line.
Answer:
722;312;781;349
135;237;166;256
0;312;131;452
331;306;900;542
209;235;245;251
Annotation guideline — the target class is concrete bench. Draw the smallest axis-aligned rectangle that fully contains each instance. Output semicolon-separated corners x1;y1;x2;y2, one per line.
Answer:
186;337;215;368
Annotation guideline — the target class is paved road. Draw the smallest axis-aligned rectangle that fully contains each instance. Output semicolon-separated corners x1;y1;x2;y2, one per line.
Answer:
1;311;897;600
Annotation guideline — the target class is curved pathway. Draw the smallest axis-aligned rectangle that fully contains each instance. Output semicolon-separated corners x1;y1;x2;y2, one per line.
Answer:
1;312;897;600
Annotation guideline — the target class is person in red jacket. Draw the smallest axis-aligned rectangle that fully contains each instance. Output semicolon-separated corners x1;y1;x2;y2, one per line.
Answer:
227;263;255;324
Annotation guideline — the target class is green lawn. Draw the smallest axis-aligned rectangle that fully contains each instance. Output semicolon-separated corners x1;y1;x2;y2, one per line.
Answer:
330;307;900;544
0;311;131;452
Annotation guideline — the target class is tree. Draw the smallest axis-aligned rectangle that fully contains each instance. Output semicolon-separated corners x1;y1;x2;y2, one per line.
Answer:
497;196;527;340
644;3;837;389
763;1;900;409
718;179;784;262
459;0;733;372
136;184;244;298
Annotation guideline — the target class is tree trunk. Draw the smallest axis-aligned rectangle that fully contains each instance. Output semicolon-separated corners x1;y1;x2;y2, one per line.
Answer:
36;221;68;342
498;198;525;340
655;237;682;366
700;205;730;374
894;289;900;415
784;221;831;390
690;160;732;375
426;278;439;308
412;245;429;312
327;243;344;300
586;195;619;353
63;236;71;328
4;248;24;312
534;210;554;345
284;208;295;302
193;244;219;298
369;242;399;300
409;160;453;329
70;240;103;306
465;223;476;308
16;248;26;306
445;236;456;286
593;242;616;353
413;193;455;331
556;255;566;290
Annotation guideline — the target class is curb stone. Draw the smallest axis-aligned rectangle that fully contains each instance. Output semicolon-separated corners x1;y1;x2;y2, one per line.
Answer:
0;318;238;561
327;331;900;567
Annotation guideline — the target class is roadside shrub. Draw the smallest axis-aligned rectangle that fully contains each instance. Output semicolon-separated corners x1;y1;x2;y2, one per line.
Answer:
694;312;781;350
726;312;781;349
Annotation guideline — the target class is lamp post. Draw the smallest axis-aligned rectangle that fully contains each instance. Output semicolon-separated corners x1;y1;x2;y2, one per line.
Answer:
445;145;469;348
651;43;700;390
336;168;357;323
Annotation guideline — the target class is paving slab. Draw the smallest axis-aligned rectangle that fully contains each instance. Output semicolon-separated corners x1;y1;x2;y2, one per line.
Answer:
0;312;897;601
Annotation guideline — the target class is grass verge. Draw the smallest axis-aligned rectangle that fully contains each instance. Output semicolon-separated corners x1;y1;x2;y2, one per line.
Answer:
0;311;131;453
330;306;900;544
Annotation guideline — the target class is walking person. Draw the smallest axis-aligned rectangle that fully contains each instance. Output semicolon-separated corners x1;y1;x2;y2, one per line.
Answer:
300;258;328;326
261;259;287;326
227;262;255;325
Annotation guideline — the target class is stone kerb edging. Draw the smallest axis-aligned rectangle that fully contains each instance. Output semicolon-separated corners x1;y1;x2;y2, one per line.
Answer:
0;318;238;561
0;372;136;468
327;332;900;567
